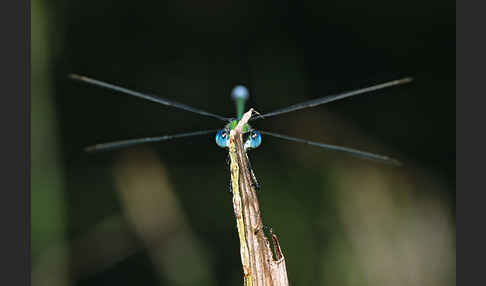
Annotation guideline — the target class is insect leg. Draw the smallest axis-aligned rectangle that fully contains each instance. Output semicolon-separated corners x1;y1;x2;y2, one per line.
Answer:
226;154;233;193
245;153;261;190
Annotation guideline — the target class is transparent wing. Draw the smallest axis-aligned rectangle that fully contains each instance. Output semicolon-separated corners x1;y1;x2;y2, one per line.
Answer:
261;131;401;166
252;78;412;121
85;129;219;152
70;74;232;122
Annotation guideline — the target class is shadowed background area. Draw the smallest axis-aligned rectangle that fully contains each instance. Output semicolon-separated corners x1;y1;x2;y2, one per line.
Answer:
32;0;455;285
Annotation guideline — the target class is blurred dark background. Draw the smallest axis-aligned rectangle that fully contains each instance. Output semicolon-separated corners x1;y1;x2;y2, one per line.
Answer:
32;0;455;285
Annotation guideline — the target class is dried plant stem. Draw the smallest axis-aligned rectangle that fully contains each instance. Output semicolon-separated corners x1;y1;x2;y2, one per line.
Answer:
229;109;289;286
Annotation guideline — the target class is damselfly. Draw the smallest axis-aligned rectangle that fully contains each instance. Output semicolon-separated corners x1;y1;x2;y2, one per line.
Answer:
70;74;411;187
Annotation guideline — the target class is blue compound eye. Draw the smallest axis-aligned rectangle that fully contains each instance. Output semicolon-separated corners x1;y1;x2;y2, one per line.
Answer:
215;129;229;148
248;130;262;149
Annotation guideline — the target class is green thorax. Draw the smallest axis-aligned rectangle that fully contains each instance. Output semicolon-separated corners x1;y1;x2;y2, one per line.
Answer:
227;119;249;132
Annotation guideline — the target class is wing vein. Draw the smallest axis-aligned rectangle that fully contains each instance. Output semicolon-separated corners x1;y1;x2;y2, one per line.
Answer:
85;129;219;152
70;74;231;121
260;131;401;165
252;77;412;120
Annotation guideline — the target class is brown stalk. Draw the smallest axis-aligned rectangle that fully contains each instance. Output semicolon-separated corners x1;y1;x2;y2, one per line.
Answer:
228;109;289;286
